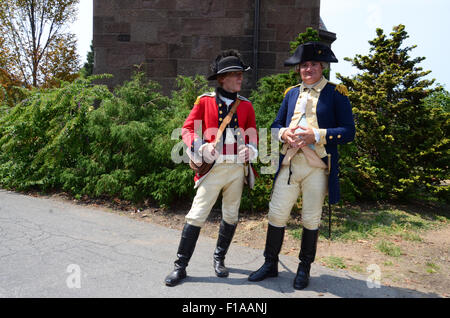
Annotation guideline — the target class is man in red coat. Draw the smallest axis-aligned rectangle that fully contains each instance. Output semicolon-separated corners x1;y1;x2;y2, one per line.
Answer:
165;49;257;287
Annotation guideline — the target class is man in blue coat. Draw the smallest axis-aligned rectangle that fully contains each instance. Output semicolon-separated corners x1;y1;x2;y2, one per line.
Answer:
248;42;355;290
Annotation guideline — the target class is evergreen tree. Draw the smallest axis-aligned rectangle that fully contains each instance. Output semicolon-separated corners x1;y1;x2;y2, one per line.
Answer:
337;24;449;202
81;42;94;77
289;27;321;53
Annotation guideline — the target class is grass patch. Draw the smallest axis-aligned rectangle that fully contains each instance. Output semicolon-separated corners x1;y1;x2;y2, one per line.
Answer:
321;256;347;270
350;265;364;273
376;240;402;257
288;227;302;241
398;231;423;242
314;203;449;242
426;262;440;274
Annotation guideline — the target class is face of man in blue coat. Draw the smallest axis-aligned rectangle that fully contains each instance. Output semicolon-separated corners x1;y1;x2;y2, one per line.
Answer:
298;61;323;85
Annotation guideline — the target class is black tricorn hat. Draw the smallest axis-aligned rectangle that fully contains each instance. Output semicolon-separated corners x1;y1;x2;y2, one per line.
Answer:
284;41;338;66
208;54;251;80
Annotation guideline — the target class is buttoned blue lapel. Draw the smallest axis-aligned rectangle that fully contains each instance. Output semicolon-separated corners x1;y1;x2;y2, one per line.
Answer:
285;87;300;126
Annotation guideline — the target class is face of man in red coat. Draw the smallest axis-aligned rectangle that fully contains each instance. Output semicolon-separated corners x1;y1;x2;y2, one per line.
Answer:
218;71;244;93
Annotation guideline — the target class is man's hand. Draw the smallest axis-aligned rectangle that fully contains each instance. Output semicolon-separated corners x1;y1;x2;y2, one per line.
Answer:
201;143;219;163
281;127;303;148
238;145;252;163
295;125;315;148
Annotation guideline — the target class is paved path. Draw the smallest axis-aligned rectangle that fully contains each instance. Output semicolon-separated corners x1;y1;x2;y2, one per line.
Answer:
0;189;440;298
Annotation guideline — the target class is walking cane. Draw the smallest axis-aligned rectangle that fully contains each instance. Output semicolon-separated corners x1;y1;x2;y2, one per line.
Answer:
328;202;332;240
244;162;253;213
327;154;332;241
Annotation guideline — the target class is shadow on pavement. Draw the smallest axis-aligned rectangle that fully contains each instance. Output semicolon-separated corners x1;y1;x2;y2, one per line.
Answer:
181;263;442;298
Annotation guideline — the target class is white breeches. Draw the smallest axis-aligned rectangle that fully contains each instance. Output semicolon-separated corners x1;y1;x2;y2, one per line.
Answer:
185;163;245;227
268;153;328;230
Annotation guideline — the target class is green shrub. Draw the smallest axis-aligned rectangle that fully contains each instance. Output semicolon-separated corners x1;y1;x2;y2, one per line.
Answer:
0;74;113;191
63;73;210;204
338;25;449;202
0;73;210;206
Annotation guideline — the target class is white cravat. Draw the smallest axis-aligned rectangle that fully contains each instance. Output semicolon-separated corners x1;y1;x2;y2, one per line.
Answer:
279;79;323;143
297;93;308;115
220;95;234;108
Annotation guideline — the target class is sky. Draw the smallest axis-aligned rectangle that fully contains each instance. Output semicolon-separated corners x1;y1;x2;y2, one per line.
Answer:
72;0;450;89
71;0;92;66
321;0;450;89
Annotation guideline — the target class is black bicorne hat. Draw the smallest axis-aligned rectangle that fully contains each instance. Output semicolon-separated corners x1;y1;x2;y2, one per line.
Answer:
284;41;338;66
208;54;251;80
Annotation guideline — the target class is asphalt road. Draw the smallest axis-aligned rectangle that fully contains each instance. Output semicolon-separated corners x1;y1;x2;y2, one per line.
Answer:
0;189;440;299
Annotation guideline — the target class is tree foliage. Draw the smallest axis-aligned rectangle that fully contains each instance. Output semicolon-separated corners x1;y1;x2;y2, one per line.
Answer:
423;89;450;113
289;27;321;53
0;36;27;106
0;0;80;88
80;41;94;77
337;24;449;202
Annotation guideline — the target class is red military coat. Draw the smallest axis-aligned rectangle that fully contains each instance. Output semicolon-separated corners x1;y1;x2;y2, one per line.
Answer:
182;92;257;185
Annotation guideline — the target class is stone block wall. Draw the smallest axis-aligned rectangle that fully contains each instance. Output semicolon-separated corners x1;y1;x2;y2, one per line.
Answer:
93;0;321;96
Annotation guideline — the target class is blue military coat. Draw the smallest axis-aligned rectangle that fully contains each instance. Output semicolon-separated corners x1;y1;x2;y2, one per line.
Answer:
271;82;355;204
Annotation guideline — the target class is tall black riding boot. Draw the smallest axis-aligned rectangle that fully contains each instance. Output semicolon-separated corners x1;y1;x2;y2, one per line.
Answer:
165;223;201;287
213;220;237;277
248;224;285;282
293;228;319;290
